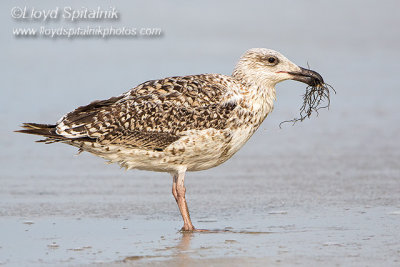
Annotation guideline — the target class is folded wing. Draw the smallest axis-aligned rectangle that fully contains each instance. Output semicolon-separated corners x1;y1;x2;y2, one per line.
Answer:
55;75;238;151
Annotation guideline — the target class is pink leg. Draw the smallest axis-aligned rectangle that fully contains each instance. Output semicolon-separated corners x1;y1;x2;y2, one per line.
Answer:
172;171;195;231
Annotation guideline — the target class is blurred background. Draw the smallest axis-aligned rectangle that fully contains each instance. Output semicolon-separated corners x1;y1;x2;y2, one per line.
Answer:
1;0;398;180
0;0;399;265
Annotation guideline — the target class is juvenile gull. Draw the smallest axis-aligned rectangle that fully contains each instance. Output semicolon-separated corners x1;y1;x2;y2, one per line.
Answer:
17;48;325;231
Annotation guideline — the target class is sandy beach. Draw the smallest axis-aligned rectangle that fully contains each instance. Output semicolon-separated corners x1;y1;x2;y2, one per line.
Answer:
2;121;399;266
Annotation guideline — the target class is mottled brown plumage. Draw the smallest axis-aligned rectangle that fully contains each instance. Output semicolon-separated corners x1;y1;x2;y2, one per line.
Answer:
17;48;328;232
52;75;238;151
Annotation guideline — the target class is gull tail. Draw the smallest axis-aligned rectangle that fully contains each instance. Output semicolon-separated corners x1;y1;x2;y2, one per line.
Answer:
15;123;65;143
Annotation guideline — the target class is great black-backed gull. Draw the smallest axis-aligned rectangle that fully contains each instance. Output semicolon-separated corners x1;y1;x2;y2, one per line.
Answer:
17;48;325;231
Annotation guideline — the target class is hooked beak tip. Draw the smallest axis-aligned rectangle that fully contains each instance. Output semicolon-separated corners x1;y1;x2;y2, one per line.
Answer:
288;67;324;86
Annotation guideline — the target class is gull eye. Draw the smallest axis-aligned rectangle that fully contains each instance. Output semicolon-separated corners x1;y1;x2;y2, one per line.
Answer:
268;56;277;64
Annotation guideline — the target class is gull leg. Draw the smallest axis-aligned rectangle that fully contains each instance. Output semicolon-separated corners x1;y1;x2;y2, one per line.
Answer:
172;171;195;231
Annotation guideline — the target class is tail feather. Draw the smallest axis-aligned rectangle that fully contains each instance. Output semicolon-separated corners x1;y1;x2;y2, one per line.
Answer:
16;123;95;144
15;123;65;143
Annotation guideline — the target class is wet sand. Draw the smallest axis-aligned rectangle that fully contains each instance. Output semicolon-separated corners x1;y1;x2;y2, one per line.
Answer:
2;205;400;266
1;132;400;266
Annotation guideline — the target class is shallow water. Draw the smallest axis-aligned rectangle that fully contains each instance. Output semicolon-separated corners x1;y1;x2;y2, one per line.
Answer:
1;146;399;266
1;0;400;266
2;207;400;266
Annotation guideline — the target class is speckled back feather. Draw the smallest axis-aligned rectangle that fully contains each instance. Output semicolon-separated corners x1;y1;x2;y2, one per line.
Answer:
54;74;239;151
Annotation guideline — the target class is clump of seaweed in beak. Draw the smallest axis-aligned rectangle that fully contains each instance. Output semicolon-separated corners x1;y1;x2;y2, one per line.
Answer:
280;82;336;128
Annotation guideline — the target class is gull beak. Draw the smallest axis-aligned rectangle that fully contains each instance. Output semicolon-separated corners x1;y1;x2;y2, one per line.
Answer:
288;67;324;86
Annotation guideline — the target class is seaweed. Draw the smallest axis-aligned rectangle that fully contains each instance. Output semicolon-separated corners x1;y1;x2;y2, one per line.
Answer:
280;83;336;128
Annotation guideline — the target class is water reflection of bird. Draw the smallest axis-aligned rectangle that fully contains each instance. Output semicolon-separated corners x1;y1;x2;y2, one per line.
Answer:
17;48;324;231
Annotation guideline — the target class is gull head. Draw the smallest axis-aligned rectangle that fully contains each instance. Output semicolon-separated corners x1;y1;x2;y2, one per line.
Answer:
233;48;324;88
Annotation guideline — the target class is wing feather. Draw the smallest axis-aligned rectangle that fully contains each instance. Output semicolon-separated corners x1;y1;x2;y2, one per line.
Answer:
56;74;239;151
